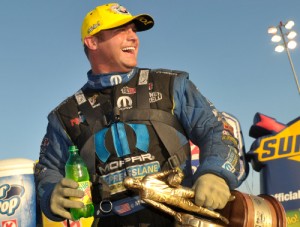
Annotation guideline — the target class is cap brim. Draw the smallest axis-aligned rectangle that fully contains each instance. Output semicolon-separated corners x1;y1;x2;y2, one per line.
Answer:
132;14;154;32
102;14;154;32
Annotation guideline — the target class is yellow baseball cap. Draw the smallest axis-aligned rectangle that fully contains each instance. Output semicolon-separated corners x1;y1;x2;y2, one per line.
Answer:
81;3;154;43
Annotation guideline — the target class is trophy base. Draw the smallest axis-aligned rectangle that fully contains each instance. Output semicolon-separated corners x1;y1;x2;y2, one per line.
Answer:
175;190;287;227
175;213;225;227
217;190;286;227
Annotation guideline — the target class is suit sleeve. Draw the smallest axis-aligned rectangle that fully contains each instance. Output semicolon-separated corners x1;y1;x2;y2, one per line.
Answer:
34;111;72;221
173;76;240;189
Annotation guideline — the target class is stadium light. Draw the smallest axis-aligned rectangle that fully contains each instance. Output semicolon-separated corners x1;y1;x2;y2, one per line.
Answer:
268;20;300;94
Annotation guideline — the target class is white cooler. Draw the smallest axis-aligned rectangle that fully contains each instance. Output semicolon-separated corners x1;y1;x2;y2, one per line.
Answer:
0;158;36;227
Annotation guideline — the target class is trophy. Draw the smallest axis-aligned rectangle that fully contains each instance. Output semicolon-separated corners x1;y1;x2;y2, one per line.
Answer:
123;168;287;227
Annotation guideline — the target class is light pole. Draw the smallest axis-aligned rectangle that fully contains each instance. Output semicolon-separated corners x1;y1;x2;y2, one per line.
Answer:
268;20;300;95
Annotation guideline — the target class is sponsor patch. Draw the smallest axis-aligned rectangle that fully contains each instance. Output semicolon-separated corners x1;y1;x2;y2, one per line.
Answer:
110;3;130;15
70;118;81;127
88;94;100;108
121;83;154;95
75;90;86;105
223;121;234;136
121;86;136;95
138;70;149;85
117;96;133;110
101;161;160;195
222;161;236;173
226;146;239;167
222;135;238;147
110;75;122;85
149;92;162;103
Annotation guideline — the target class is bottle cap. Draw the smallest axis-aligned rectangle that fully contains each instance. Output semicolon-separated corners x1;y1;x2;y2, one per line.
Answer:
69;145;78;153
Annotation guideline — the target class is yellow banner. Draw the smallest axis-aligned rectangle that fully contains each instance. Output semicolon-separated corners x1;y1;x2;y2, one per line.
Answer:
254;119;300;162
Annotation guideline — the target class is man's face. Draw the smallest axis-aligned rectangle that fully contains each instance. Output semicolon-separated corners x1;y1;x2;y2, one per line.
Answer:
95;23;139;73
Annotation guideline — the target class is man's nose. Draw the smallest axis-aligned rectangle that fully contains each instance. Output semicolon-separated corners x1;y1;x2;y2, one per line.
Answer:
127;28;138;40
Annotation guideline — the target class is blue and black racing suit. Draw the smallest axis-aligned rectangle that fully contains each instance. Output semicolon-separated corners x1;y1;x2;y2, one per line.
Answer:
35;67;246;226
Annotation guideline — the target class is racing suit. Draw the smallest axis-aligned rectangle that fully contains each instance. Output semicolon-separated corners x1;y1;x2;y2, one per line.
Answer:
35;67;243;226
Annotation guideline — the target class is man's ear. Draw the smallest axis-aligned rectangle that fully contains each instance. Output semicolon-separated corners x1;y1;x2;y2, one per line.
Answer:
84;36;98;50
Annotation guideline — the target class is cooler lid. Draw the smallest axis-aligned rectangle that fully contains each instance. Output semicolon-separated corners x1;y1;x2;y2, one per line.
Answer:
0;158;35;176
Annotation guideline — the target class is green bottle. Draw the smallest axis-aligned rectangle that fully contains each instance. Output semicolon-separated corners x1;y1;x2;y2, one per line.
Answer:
65;145;94;220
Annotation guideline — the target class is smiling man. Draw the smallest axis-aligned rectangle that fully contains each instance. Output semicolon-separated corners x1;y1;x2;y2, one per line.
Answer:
35;3;245;227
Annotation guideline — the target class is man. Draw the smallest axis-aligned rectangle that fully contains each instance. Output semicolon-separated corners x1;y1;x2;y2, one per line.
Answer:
35;3;246;226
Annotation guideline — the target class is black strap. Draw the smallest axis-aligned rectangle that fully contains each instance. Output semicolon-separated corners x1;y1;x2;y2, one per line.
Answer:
121;109;190;169
74;89;113;201
129;69;189;169
121;108;186;136
80;134;97;176
151;121;190;169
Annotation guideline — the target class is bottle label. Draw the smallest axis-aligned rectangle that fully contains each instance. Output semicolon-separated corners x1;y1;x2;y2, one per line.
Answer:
70;181;92;205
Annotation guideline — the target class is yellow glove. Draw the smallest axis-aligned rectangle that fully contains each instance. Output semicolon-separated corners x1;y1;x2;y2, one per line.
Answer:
193;173;231;210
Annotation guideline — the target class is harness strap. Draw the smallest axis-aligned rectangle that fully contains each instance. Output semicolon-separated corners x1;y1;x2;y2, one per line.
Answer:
74;90;113;200
151;121;190;170
121;109;186;135
123;68;189;170
121;109;189;169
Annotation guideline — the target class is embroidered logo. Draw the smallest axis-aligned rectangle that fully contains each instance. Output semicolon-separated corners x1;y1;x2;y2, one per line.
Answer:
70;118;81;127
88;94;100;108
117;96;133;110
121;86;136;95
149;92;162;103
75;90;86;105
110;4;131;15
121;83;154;95
138;70;149;85
110;75;122;85
87;21;101;35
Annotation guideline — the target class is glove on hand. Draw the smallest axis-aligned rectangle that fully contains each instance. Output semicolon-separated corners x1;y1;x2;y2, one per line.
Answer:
193;173;231;210
50;178;85;220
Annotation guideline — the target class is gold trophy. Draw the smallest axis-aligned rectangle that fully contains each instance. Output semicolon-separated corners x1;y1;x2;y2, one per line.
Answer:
123;168;287;227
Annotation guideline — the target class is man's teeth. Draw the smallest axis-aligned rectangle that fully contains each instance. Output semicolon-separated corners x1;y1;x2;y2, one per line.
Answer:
122;47;135;51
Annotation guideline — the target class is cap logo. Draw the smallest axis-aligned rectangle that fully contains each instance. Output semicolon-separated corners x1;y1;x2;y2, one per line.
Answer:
87;21;101;35
138;17;154;26
110;4;131;15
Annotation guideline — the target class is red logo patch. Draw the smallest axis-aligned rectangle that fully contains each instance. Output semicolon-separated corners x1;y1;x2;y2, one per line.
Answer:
2;220;18;227
70;118;81;126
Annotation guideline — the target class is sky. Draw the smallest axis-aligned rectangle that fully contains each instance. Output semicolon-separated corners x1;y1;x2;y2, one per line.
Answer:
1;1;300;196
